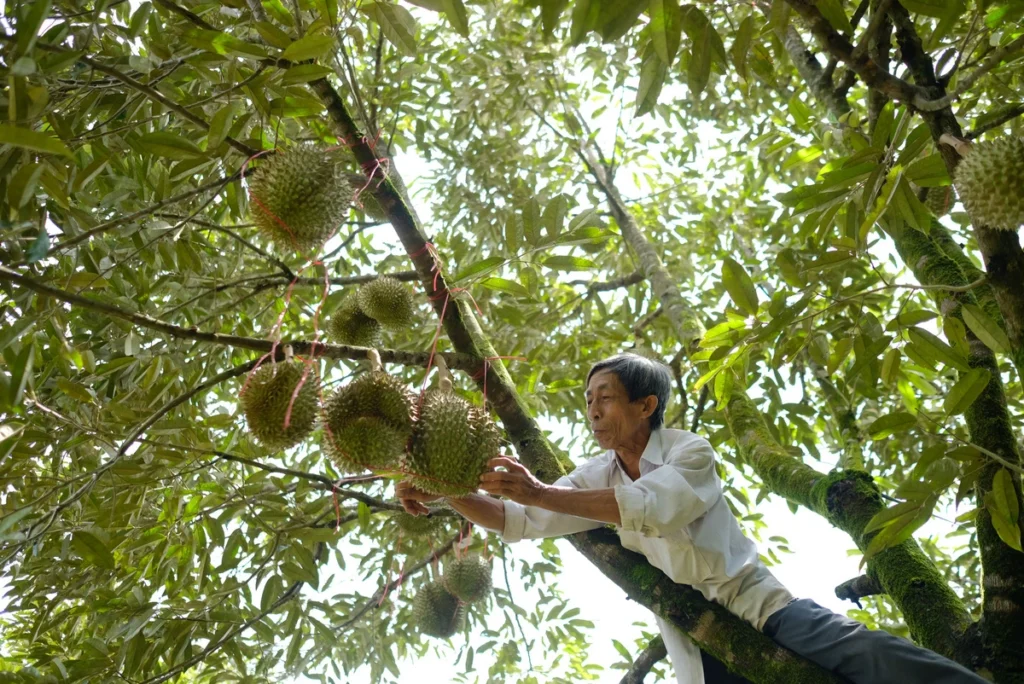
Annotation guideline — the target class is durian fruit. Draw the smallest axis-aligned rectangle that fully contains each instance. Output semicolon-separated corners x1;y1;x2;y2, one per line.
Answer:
390;509;452;537
412;580;464;638
357;276;415;330
321;351;415;471
403;357;502;497
442;555;492;604
247;145;353;252
327;296;381;347
240;359;319;450
953;137;1024;231
923;185;957;217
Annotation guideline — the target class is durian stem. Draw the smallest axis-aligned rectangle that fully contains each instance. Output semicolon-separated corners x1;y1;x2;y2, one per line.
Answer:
435;354;453;393
938;133;972;157
367;348;382;372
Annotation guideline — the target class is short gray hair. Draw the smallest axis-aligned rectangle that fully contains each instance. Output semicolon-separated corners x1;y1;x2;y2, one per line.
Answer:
587;353;672;430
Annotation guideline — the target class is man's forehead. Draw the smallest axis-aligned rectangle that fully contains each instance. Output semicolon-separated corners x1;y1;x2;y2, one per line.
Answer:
585;372;621;394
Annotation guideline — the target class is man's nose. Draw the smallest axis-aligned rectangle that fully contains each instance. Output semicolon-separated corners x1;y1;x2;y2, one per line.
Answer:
587;402;599;422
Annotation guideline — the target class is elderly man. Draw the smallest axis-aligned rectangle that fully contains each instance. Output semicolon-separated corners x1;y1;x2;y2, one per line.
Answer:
398;353;986;683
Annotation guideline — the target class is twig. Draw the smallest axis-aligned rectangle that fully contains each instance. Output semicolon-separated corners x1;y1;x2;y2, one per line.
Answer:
501;542;534;671
966;103;1024;139
0;266;480;372
917;35;1024;111
691;386;710;433
153;0;215;30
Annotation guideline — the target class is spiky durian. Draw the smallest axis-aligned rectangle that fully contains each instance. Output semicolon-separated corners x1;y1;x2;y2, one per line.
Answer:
953;137;1024;231
327;296;381;347
357;276;415;330
924;185;957;217
442;555;492;604
390;509;452;537
403;390;502;497
412;581;464;638
347;173;388;221
240;361;319;450
321;371;415;471
247;145;352;252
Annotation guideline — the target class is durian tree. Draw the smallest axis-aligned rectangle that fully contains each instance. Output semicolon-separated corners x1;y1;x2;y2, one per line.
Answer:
0;0;1022;682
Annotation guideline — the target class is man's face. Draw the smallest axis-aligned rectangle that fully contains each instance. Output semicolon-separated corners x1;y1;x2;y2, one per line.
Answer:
585;370;652;450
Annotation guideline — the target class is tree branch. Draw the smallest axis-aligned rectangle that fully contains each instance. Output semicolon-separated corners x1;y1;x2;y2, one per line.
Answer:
916;35;1024;111
967;102;1024;139
619;635;668;684
0;266;478;372
835;574;883;608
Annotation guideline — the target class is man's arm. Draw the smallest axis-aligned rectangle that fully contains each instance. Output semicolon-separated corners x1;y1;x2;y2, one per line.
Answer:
479;460;621;525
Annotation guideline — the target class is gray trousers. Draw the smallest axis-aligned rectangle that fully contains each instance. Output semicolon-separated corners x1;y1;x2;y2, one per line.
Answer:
763;599;987;684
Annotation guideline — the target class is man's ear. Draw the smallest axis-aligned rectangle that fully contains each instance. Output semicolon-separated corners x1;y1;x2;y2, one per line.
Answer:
641;395;658;420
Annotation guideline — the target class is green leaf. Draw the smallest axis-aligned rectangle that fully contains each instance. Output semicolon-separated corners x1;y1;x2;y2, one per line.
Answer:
907;327;970;371
649;0;682;64
881;348;901;386
0;506;33;537
361;2;418;56
72;531;116;570
687;29;712;95
8;344;34;409
721;257;759;316
255;21;294;49
480;277;531;298
281;34;337;61
985;469;1021;552
0;124;72;158
454;256;505;282
867;411;917;439
207;104;238;150
541;255;596;271
901;0;952;17
280;64;335;84
816;0;854;33
961;304;1011;354
522;198;541;246
904;154;950;187
636;48;668;115
730;15;754;81
504;214;521;254
442;0;470;37
15;0;52;55
541;0;570;38
137;132;205;160
8;162;45;209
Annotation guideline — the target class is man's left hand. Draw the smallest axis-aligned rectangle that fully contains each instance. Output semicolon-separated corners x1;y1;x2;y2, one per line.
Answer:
479;456;549;506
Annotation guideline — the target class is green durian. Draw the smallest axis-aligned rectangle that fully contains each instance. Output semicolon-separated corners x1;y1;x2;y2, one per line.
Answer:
347;173;388;221
954;137;1024;231
357;276;416;330
923;185;957;217
240;361;319;450
403;389;502;497
247;145;353;253
327;296;381;347
390;509;453;537
442;555;492;604
321;370;415;471
412;581;464;638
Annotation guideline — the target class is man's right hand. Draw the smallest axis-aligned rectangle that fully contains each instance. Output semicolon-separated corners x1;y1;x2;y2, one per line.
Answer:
396;480;442;515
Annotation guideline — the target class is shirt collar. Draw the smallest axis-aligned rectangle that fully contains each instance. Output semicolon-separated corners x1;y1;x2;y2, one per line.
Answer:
608;428;663;472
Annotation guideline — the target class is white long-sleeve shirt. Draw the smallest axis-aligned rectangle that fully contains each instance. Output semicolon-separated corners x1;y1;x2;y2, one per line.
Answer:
496;428;794;683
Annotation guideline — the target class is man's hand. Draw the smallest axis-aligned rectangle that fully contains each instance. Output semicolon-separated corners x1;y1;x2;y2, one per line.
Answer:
396;480;442;516
479;455;549;506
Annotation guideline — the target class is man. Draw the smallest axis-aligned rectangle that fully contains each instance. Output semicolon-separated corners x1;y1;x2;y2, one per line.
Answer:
398;353;986;683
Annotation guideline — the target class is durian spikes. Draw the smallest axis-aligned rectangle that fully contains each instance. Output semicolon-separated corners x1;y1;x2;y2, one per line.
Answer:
412;581;464;638
240;359;319;450
443;555;492;604
321;367;415;472
949;135;1024;231
327;295;382;347
357;276;416;329
247;145;353;253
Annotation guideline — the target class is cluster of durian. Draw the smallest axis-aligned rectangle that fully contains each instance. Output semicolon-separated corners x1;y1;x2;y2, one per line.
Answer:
413;555;492;638
389;507;454;537
239;359;320;450
321;355;416;472
247;145;353;253
401;358;501;498
954;136;1024;231
328;276;416;347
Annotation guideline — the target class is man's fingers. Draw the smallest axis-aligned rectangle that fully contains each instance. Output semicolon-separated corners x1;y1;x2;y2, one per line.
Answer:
479;471;516;483
487;456;525;473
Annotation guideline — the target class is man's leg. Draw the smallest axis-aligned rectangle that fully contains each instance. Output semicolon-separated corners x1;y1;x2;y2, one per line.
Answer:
762;598;987;684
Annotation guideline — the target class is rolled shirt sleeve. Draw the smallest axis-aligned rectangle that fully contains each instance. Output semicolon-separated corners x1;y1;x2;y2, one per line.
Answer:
501;464;608;543
615;435;720;537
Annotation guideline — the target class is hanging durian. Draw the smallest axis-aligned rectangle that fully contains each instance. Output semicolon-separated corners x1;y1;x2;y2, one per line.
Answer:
403;357;502;497
247;145;353;252
922;185;957;217
321;350;415;471
347;173;388;221
327;295;382;347
442;555;492;604
357;276;416;330
240;356;319;450
953;136;1024;231
390;508;453;537
412;580;464;638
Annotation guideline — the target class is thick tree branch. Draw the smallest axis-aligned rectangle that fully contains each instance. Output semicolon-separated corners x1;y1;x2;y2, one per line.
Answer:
619;635;668;684
0;266;478;372
967;102;1024;139
916;35;1024;111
